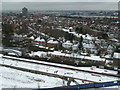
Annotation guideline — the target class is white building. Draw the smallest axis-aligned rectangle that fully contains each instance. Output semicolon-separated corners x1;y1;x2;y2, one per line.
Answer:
113;52;120;59
62;41;78;50
62;41;73;49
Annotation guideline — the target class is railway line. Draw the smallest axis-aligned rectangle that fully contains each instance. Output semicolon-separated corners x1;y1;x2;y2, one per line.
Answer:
2;55;120;78
0;55;120;86
0;64;96;83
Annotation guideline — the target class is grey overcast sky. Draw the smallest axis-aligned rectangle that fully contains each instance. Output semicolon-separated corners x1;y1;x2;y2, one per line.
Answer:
1;0;120;2
2;0;119;11
2;2;118;11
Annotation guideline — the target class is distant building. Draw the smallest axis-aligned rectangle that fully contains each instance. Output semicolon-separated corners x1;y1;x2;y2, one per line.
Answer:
22;7;28;16
30;36;58;48
62;41;73;49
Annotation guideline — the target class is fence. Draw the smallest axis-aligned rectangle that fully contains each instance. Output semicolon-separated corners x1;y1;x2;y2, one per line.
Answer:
42;80;120;90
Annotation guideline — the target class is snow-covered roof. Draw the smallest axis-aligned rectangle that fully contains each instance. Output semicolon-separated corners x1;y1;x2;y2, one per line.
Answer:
110;38;119;42
8;52;16;56
69;27;73;30
47;40;58;44
49;51;64;56
85;55;105;61
34;38;45;42
3;49;22;56
83;43;95;49
29;51;47;57
63;41;73;45
84;34;94;40
73;44;78;47
104;55;111;58
62;28;97;42
14;33;23;38
29;36;34;40
48;51;105;61
35;37;41;42
107;45;113;49
40;39;45;42
113;52;120;59
62;28;69;32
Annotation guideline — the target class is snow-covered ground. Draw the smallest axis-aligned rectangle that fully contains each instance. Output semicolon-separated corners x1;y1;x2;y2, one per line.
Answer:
1;56;119;82
62;28;96;40
3;55;117;75
0;54;119;89
0;55;86;89
29;51;105;61
0;66;69;89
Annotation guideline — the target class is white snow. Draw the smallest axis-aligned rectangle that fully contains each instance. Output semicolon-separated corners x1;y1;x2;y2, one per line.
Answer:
110;38;119;42
113;53;120;59
0;55;119;88
35;37;41;42
14;33;23;38
28;50;105;61
0;54;3;58
2;55;109;75
62;28;96;40
8;52;17;56
29;36;35;40
83;43;95;49
48;51;105;61
62;41;73;49
3;49;22;56
29;51;47;58
0;66;69;88
1;56;118;82
40;39;45;42
47;40;58;44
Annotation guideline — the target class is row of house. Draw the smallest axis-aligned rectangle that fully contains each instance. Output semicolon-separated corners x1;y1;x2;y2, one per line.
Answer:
29;36;59;48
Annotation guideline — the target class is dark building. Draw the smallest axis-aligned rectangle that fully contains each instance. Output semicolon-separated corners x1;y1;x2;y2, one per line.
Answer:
22;7;28;16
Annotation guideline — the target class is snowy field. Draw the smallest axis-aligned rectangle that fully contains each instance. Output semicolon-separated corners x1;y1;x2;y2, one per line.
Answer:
0;54;84;89
2;55;117;75
0;66;69;89
0;66;119;89
1;56;119;82
0;54;119;89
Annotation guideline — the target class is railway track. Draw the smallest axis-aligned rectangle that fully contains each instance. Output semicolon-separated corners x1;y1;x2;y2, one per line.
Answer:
0;64;96;83
2;55;120;78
